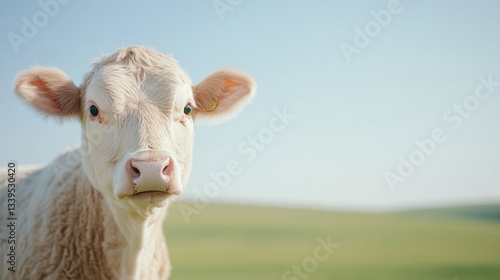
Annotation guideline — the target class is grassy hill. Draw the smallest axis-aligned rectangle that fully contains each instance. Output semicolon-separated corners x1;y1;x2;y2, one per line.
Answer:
400;204;500;222
164;203;500;280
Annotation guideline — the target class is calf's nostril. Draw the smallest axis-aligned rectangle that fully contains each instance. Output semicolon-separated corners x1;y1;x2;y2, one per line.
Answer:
162;158;171;176
128;159;142;179
132;166;140;176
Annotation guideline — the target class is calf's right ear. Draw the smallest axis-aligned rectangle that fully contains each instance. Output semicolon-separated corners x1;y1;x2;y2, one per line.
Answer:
15;67;81;117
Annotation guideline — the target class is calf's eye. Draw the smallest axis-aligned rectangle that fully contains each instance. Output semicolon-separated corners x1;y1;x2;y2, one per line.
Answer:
90;105;99;117
184;104;192;115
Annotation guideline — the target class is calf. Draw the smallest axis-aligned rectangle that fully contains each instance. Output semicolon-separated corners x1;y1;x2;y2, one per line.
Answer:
0;46;255;279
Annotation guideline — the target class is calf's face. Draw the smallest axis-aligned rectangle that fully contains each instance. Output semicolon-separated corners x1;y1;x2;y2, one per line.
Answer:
82;61;196;213
14;47;255;215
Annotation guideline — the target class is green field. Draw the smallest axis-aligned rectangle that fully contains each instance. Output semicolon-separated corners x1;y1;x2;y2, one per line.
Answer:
164;203;500;280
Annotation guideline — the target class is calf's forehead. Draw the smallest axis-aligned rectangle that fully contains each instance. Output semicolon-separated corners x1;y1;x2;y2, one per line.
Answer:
79;47;194;113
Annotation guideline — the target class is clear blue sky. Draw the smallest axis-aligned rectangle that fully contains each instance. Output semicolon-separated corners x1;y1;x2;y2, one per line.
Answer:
1;0;499;211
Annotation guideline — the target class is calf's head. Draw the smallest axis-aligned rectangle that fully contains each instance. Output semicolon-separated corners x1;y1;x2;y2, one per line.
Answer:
14;46;255;215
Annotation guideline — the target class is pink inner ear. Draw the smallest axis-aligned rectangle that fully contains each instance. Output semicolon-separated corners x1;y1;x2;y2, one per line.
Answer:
223;79;240;92
20;79;64;116
214;79;245;108
193;69;255;124
217;79;251;108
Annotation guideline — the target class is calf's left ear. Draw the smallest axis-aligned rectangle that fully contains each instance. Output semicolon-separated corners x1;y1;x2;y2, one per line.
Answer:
193;69;256;124
15;67;81;118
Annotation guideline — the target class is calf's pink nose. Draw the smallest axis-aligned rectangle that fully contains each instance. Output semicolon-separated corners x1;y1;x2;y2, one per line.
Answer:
126;157;173;192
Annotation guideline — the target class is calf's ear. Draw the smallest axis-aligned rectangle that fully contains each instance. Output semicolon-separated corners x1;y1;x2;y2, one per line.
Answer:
15;67;81;117
193;69;256;124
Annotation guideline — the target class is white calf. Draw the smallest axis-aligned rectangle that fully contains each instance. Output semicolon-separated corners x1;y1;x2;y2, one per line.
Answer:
0;46;255;279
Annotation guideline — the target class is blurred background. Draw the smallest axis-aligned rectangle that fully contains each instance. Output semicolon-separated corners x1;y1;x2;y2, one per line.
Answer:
1;1;499;279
